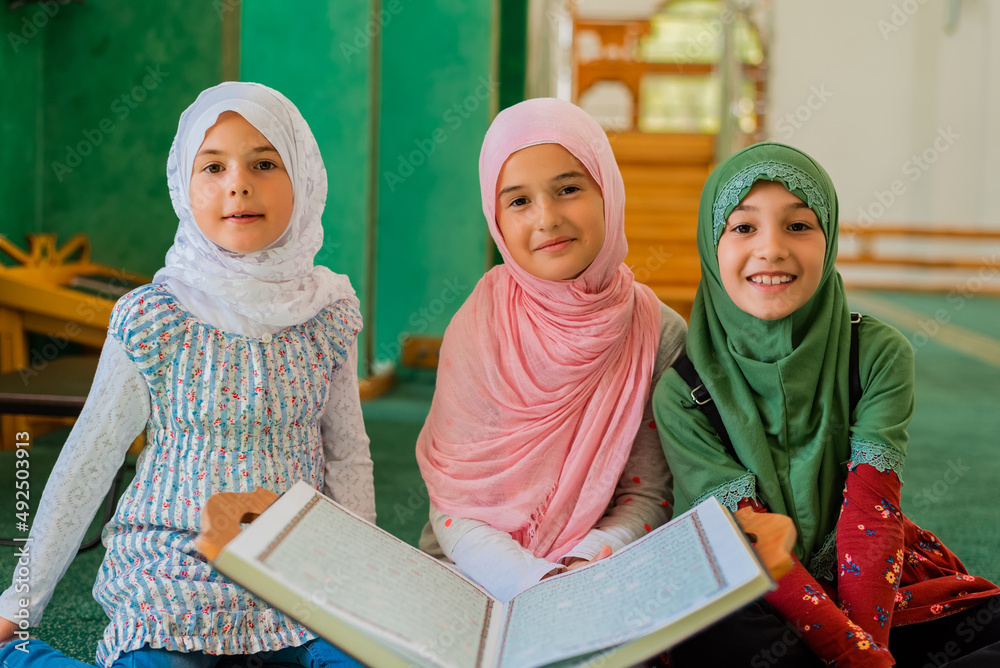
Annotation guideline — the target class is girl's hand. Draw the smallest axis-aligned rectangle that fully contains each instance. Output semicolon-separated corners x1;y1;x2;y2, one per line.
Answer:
565;544;613;571
542;545;614;580
0;616;17;642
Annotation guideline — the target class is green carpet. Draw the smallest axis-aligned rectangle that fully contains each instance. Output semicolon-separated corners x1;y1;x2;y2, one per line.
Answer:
1;291;997;661
847;290;1000;576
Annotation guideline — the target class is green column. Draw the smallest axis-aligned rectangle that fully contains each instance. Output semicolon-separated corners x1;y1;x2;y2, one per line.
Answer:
374;1;495;368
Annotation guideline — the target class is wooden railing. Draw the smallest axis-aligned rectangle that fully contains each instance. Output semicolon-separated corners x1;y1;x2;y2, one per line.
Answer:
838;224;1000;293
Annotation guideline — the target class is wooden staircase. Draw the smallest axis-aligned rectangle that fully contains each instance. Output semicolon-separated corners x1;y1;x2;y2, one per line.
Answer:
609;132;715;321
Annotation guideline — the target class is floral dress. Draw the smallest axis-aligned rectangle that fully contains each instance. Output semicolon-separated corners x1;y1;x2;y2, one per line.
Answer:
92;284;365;664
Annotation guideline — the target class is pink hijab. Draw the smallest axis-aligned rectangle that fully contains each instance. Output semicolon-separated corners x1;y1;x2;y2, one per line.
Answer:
415;98;662;561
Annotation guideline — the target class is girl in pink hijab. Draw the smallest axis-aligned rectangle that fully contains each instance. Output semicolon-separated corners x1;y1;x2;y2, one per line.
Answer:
415;98;687;601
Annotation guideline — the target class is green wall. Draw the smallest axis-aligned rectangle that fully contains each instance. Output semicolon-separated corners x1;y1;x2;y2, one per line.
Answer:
241;0;503;372
493;0;529;265
498;0;528;111
0;0;517;375
374;0;495;367
0;6;45;257
240;0;376;370
40;1;220;277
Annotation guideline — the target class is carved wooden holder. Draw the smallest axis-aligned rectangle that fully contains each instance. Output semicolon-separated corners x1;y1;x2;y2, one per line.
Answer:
196;487;279;561
734;507;797;579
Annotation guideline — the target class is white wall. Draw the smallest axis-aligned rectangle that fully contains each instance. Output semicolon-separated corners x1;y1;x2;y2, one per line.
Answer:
767;0;999;227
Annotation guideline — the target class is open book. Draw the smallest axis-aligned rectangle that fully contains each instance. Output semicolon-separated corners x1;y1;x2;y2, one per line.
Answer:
197;482;794;668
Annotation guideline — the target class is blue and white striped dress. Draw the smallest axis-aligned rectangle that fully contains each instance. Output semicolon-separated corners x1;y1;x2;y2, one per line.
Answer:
93;284;361;663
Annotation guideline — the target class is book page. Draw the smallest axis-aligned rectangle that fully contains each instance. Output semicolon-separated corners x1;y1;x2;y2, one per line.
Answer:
239;488;493;668
496;500;755;668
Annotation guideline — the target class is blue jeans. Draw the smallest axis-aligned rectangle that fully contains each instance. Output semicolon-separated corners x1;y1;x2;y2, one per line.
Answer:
0;639;362;668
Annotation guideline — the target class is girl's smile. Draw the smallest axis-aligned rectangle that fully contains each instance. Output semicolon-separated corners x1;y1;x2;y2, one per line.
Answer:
717;180;826;320
495;143;605;281
747;272;795;286
535;235;574;252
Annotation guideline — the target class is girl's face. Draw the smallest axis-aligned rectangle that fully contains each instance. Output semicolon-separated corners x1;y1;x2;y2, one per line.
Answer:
495;143;605;281
189;111;294;254
717;180;826;321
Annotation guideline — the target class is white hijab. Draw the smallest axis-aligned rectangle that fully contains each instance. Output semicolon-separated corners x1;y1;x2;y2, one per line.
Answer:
153;81;355;336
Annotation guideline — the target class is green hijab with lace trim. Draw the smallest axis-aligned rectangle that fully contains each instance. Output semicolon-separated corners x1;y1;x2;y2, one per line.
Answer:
656;142;911;573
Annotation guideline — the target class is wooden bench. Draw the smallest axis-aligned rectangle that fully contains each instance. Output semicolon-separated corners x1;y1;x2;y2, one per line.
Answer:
0;233;148;448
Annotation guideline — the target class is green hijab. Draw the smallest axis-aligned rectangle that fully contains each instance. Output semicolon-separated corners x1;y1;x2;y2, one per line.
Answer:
683;142;852;565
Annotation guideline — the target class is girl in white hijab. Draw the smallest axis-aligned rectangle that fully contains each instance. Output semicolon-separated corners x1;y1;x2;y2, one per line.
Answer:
0;82;372;667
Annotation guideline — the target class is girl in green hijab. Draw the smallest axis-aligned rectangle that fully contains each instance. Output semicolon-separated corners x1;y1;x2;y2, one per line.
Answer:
655;142;999;667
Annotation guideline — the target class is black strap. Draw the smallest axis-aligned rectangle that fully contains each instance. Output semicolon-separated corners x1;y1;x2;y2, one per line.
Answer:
673;353;738;462
674;313;863;464
849;312;862;416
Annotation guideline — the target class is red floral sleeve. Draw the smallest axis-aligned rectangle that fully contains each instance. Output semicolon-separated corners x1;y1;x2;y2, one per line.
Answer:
836;463;906;646
737;498;895;667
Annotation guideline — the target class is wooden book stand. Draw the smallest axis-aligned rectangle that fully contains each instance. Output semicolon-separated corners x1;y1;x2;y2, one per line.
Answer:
197;487;279;561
